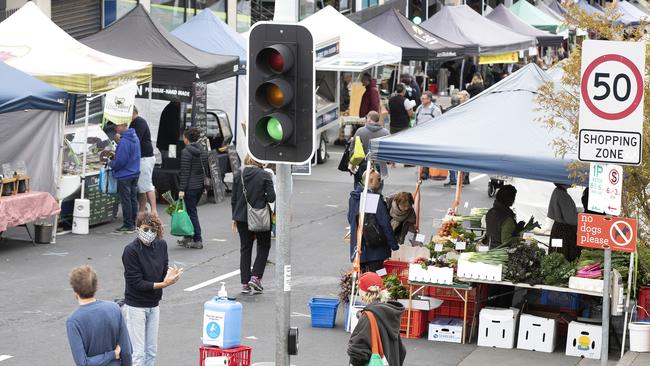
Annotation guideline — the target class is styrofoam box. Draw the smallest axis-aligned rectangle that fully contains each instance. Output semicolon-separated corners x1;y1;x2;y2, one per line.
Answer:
408;263;454;284
478;307;520;349
569;276;604;293
346;305;365;333
457;255;503;281
566;321;602;359
428;317;464;343
516;314;557;353
397;297;444;311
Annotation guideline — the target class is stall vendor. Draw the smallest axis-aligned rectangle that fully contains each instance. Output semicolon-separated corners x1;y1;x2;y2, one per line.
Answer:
385;192;416;245
548;184;579;261
484;185;521;248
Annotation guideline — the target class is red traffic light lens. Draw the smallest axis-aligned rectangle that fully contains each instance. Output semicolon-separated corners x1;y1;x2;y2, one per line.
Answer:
256;44;294;75
267;50;284;73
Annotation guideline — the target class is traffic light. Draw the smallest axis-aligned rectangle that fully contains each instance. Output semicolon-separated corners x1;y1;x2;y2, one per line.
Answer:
247;22;315;164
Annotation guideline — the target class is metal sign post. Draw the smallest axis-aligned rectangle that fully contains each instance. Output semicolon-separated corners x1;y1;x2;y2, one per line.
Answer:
275;163;292;365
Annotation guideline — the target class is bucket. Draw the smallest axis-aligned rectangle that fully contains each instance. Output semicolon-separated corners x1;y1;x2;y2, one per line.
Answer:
629;322;650;352
309;297;339;328
34;223;53;244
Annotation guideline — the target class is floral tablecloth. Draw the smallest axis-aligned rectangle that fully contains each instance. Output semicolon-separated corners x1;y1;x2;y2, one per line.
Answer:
0;192;60;232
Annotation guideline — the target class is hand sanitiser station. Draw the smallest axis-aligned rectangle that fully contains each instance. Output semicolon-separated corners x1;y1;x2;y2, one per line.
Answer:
203;282;243;348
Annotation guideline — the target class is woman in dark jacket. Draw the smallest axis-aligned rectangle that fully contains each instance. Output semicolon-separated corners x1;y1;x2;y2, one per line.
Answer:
385;192;417;245
231;155;276;294
465;73;485;98
548;183;579;261
178;127;208;249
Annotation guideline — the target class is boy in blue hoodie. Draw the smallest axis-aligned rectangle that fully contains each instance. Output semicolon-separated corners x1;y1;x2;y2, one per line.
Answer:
110;122;141;232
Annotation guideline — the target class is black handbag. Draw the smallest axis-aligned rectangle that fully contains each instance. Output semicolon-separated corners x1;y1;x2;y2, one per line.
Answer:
361;213;387;249
338;142;351;172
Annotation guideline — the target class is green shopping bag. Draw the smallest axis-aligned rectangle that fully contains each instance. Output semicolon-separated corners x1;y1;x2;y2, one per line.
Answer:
349;136;366;166
364;312;387;366
170;199;194;237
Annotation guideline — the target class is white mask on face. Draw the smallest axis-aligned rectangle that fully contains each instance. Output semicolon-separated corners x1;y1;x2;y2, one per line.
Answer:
137;227;157;244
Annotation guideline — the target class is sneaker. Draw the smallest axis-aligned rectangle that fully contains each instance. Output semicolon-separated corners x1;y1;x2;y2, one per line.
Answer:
114;226;135;234
177;237;192;247
248;276;263;292
188;241;203;249
241;284;252;294
443;182;456;187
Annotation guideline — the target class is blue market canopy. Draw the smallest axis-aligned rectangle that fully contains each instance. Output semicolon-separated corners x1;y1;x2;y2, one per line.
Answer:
0;61;67;113
172;9;247;72
371;64;581;185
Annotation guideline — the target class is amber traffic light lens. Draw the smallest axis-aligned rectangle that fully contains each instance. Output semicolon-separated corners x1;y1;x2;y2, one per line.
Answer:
266;84;284;108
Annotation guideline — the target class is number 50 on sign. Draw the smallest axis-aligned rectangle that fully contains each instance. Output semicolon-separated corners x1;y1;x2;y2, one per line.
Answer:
578;40;645;165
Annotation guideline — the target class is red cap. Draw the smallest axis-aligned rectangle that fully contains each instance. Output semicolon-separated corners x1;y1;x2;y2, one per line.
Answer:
358;272;385;292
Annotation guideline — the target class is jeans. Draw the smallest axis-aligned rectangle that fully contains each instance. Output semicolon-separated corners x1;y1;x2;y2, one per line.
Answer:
118;177;139;229
184;189;203;242
448;171;469;184
123;305;159;366
236;221;271;284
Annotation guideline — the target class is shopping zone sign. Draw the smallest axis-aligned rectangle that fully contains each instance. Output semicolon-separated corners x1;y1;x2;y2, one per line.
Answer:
577;213;637;253
578;40;646;165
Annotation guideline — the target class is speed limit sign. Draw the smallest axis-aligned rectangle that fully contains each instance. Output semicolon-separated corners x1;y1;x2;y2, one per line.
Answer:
578;40;645;165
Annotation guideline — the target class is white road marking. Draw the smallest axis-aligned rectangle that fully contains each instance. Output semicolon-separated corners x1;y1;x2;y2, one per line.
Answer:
291;312;311;318
246;336;259;340
0;355;13;362
184;269;240;292
42;252;68;257
325;204;338;208
210;238;227;242
470;174;487;183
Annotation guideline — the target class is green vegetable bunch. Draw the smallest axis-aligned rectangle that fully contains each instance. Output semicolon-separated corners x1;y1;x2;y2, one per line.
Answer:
465;248;509;266
504;243;545;285
541;252;576;286
162;191;180;216
383;275;408;300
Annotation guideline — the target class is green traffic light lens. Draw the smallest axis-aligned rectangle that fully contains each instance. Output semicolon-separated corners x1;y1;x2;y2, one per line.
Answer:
267;117;283;142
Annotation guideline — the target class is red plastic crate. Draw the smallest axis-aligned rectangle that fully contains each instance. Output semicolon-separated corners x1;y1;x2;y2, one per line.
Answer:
199;346;252;366
384;260;410;285
400;309;428;339
427;284;488;303
428;298;485;328
639;287;650;320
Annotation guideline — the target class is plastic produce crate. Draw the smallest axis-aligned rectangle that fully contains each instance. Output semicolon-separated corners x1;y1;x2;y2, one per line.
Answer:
429;299;484;328
400;309;428;338
427;284;488;303
384;260;409;285
639;287;650;320
199;346;251;366
309;297;340;328
540;290;581;311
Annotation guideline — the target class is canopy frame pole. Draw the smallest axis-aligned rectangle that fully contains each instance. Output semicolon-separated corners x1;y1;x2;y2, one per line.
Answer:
620;251;635;359
348;157;373;332
80;93;91;200
453;171;463;213
148;79;152;128
234;74;239;145
51;109;67;243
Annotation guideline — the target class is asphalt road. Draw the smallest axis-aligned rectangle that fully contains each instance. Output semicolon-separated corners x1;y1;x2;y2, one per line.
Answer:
0;147;588;365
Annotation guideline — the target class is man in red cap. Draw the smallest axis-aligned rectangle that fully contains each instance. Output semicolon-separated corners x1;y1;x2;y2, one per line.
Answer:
348;272;406;366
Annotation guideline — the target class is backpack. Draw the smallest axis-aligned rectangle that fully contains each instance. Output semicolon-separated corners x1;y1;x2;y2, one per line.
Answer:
360;213;387;249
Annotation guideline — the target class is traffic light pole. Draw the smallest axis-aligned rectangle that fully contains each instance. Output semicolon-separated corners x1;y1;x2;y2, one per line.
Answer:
275;163;292;366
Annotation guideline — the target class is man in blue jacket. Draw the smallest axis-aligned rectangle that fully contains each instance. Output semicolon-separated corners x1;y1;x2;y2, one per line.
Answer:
348;169;398;273
110;122;141;233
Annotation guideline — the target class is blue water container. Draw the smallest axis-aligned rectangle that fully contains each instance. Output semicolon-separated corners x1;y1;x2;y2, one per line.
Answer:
203;297;242;348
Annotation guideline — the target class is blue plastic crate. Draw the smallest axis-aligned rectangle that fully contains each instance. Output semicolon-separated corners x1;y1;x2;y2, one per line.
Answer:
309;297;340;328
540;290;581;310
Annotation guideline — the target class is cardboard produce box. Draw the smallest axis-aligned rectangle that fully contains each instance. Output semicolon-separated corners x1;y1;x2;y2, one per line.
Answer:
428;317;464;343
517;314;557;353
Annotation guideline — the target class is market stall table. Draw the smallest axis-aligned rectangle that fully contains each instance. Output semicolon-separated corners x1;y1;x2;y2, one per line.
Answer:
0;191;60;244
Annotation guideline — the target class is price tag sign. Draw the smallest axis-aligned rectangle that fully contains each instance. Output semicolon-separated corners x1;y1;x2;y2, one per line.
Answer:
415;234;426;243
455;241;467;250
478;245;489;252
434;244;444;252
551;238;563;248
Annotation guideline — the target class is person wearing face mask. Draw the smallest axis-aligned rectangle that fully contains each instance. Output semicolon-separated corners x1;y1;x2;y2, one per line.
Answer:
548;183;579;261
121;212;183;366
348;170;398;273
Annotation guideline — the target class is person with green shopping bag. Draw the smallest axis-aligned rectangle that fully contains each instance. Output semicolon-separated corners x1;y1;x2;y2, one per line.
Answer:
177;128;209;249
348;272;406;366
